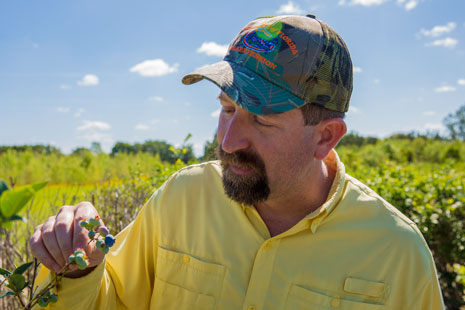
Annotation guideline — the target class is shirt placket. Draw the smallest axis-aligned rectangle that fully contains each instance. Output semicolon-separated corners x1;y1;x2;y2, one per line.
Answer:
242;238;281;310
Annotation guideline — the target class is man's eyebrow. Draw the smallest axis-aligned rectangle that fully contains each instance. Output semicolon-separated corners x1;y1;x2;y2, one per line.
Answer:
217;92;234;103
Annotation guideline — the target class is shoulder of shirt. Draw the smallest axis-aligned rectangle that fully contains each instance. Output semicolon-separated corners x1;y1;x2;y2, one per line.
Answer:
342;174;433;255
156;160;223;193
170;160;222;180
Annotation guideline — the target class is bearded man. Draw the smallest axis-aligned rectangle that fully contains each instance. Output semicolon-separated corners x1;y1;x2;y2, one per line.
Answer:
31;14;444;309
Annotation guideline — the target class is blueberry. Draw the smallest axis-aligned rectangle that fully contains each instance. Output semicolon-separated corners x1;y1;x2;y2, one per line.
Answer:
104;234;115;247
99;226;110;237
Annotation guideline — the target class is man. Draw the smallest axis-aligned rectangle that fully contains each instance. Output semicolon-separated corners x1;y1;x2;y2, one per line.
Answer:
31;14;444;309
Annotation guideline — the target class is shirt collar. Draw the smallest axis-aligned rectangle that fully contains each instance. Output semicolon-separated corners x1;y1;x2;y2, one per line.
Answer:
304;149;346;233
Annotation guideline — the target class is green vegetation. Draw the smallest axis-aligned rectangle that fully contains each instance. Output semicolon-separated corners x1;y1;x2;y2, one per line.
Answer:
0;134;464;308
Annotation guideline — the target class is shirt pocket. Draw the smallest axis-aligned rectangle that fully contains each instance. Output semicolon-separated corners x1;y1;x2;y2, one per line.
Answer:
151;246;226;310
285;284;385;310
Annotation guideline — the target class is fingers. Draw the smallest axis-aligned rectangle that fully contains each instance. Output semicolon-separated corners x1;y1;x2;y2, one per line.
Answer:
41;216;68;268
30;224;62;273
55;205;75;262
30;201;106;274
73;202;98;254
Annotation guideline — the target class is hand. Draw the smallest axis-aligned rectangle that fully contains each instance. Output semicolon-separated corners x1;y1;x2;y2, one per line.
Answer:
30;201;106;277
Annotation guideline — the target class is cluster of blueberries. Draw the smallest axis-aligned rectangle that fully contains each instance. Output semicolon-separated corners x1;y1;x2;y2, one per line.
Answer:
69;216;116;269
38;290;58;307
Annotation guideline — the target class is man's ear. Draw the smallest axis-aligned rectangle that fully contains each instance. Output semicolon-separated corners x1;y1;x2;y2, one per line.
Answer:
314;118;347;160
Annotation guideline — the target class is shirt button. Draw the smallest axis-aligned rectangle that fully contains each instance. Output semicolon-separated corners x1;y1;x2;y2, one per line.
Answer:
247;306;256;310
330;297;340;308
264;242;272;249
183;255;190;264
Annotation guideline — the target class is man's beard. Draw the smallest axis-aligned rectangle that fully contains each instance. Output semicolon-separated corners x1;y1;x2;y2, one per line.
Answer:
216;146;270;205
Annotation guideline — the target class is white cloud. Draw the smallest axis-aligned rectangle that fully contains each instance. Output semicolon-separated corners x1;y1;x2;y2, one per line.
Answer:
423;123;444;131
76;120;113;152
60;84;71;90
150;119;160;125
77;120;111;131
149;96;164;102
374;79;380;84
426;37;458;48
57;107;70;113
77;74;99;86
211;108;221;118
422;110;435;116
348;106;361;114
130;59;179;77
78;132;114;148
276;1;304;14
193;143;204;158
434;85;456;92
458;79;465;86
404;0;418;10
353;66;363;73
134;124;150;131
339;0;388;6
74;108;85;118
420;22;456;37
197;42;228;57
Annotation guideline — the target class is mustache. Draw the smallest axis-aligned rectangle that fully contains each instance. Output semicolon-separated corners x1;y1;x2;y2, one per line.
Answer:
216;146;265;170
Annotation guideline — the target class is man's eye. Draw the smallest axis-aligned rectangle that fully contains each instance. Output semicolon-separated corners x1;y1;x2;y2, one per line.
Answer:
253;116;273;127
222;108;235;114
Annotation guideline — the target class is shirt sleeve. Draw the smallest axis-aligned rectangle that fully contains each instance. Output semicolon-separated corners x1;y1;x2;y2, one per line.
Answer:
407;261;445;310
34;182;165;310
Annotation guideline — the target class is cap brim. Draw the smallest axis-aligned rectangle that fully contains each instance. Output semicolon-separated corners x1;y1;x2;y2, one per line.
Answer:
182;61;305;115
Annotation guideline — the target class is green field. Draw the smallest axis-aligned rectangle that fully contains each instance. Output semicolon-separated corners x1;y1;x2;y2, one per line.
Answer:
1;137;465;308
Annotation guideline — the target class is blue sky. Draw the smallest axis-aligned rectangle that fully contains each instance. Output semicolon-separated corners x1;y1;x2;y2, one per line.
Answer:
1;0;464;155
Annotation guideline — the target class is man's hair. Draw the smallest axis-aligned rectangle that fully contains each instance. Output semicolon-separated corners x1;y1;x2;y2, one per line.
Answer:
300;103;345;126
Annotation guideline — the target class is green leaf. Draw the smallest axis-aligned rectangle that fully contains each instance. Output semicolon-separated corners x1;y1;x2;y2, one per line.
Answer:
0;220;12;230
0;180;8;197
183;133;192;144
0;291;14;298
7;215;26;223
6;274;27;292
0;267;11;277
0;181;48;219
13;262;33;275
0;215;27;229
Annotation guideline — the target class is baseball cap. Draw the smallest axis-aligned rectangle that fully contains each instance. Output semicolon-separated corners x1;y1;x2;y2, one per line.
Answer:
182;14;353;115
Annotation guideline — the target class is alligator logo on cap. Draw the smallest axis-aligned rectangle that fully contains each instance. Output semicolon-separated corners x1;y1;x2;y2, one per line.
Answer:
243;24;281;53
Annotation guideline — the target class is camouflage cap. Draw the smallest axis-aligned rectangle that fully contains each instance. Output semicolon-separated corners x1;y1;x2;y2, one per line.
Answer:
182;14;353;115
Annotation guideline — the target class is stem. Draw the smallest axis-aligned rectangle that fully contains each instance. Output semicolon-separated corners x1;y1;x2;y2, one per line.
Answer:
14;291;26;308
26;263;72;309
28;258;39;302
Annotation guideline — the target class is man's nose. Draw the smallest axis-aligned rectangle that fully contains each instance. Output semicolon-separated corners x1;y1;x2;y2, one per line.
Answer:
221;113;251;154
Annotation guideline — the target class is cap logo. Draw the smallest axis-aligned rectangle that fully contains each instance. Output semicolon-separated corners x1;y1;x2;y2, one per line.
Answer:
243;28;278;53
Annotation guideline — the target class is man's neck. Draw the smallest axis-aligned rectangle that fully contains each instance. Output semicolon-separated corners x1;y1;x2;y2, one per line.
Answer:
254;159;336;237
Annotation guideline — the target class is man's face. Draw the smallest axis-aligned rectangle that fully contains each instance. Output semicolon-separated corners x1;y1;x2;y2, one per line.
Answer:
216;92;317;205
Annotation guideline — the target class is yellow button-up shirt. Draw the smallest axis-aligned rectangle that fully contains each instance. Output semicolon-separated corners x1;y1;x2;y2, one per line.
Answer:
39;150;444;309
